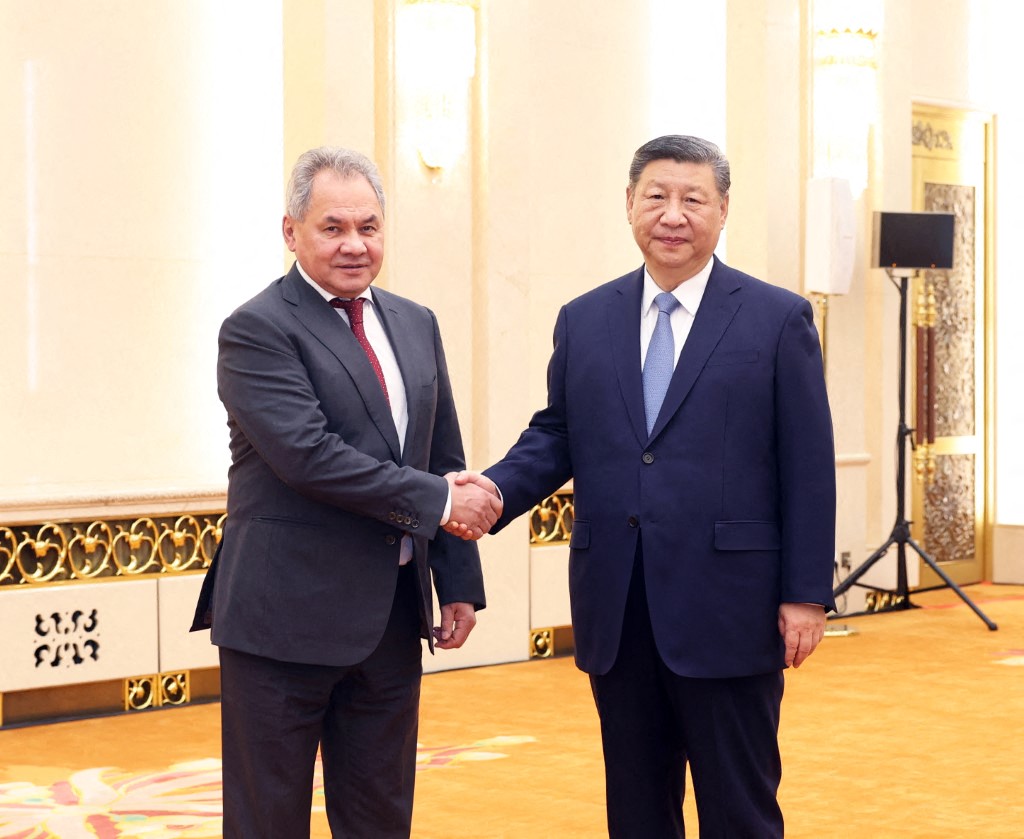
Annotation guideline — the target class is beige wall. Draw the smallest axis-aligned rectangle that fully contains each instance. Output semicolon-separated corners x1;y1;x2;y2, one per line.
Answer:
0;1;284;502
3;0;1022;677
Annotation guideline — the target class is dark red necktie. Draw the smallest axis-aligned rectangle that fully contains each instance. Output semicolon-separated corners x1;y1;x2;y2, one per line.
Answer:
330;297;390;405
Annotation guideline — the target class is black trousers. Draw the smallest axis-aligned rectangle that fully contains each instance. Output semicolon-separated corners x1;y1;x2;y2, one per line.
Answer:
589;546;785;839
218;562;423;839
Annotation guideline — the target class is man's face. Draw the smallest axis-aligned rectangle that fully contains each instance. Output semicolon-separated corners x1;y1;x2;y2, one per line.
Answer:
626;159;728;289
282;170;384;298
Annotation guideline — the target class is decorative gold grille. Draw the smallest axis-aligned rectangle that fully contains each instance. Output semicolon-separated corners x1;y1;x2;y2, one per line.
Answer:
124;672;192;712
0;513;223;587
528;491;574;545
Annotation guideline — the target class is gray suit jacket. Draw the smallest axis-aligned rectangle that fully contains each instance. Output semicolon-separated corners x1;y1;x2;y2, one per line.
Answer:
192;265;484;666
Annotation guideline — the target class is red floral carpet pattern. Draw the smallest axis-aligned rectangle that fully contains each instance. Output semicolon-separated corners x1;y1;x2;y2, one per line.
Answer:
0;736;535;838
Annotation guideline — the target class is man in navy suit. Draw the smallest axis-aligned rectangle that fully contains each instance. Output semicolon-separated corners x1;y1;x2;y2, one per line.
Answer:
192;147;501;838
452;135;836;837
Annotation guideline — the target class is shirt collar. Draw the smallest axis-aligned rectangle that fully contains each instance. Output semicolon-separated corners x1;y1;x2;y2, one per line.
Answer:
641;257;714;317
295;261;374;305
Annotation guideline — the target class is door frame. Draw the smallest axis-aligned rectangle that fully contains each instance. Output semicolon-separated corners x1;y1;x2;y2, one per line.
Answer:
910;103;995;586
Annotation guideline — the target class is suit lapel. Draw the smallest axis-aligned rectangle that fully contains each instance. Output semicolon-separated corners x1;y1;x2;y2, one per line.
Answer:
371;288;421;465
608;268;649;446
648;257;742;441
282;267;403;462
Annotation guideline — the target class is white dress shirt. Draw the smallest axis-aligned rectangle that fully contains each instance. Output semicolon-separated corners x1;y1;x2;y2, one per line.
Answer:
639;259;713;369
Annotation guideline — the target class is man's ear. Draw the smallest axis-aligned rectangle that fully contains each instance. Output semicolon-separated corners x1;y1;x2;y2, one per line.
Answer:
282;215;297;251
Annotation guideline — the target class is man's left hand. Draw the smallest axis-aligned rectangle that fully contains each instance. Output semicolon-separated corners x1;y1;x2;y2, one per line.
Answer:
778;602;826;668
434;601;477;649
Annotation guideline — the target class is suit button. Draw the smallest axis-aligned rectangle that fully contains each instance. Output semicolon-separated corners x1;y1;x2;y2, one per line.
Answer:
384;535;397;545
411;519;420;528
388;512;397;521
404;515;412;525
627;516;639;528
642;452;655;464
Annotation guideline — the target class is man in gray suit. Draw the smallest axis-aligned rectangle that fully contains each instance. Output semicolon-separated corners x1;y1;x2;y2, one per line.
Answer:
192;146;500;838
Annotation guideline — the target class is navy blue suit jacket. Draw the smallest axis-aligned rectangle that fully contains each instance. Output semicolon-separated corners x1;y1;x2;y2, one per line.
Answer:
486;258;836;678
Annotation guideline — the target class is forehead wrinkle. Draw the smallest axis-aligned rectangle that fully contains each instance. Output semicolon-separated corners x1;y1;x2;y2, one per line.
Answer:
321;211;380;225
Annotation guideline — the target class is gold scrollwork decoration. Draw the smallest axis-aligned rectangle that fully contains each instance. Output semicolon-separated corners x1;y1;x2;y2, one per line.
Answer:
111;517;160;575
67;520;115;579
912;120;954;151
157;515;204;571
865;591;906;612
0;526;17;584
528;492;574;544
160;672;190;706
530;629;553;658
125;676;158;711
198;513;226;567
15;523;68;584
0;511;224;587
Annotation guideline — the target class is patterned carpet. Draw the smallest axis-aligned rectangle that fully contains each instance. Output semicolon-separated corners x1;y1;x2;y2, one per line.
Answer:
0;739;535;837
2;583;1023;838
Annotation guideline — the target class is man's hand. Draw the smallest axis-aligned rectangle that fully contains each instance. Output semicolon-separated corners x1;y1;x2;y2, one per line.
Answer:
444;472;502;540
778;602;826;668
444;471;502;540
433;601;477;649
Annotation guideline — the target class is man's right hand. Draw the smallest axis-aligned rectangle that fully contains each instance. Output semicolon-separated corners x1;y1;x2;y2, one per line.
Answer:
444;472;503;540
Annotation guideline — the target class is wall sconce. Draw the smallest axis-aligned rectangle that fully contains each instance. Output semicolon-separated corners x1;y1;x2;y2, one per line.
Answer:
397;0;477;171
804;176;856;371
811;0;881;196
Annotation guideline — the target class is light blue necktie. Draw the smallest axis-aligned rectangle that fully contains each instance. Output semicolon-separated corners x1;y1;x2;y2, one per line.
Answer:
643;291;681;435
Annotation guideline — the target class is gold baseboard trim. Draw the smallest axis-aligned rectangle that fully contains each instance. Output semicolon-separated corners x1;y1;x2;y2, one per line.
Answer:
0;667;221;728
529;625;574;659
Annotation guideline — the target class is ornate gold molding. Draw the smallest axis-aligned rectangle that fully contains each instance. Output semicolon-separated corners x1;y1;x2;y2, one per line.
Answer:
0;512;223;587
912;120;954;151
125;672;192;711
530;628;553;658
528;490;574;545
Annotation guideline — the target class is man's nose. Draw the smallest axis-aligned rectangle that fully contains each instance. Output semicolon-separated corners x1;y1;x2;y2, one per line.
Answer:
661;200;688;225
337;231;367;252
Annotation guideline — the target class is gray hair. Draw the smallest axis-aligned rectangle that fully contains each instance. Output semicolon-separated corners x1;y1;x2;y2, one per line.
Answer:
628;135;731;199
286;146;387;220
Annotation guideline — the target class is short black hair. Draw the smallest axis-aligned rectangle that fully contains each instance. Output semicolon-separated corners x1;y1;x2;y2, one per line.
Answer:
628;135;730;198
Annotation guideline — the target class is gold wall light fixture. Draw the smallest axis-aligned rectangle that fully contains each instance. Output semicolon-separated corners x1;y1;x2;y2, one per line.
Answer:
812;0;881;196
397;0;478;171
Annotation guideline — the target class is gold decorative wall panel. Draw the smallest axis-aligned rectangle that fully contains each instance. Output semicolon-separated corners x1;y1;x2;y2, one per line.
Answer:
528;490;574;545
923;183;976;438
911;103;991;584
0;513;222;587
923;454;976;565
912;120;954;152
1;507;222;725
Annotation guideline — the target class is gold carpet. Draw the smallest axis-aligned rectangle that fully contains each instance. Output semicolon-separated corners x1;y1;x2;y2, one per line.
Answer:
2;584;1022;838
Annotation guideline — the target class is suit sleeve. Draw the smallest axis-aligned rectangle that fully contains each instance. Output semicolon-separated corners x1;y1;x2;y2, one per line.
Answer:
484;305;575;530
218;305;449;535
423;310;486;609
775;298;837;610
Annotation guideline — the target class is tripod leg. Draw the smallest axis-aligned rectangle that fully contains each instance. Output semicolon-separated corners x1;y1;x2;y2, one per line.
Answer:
833;537;896;598
906;537;998;630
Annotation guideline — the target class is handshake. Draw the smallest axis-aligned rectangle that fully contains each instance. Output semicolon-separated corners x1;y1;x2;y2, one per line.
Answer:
443;471;502;541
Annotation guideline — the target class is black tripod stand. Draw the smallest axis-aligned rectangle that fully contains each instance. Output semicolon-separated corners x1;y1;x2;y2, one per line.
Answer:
831;269;997;630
